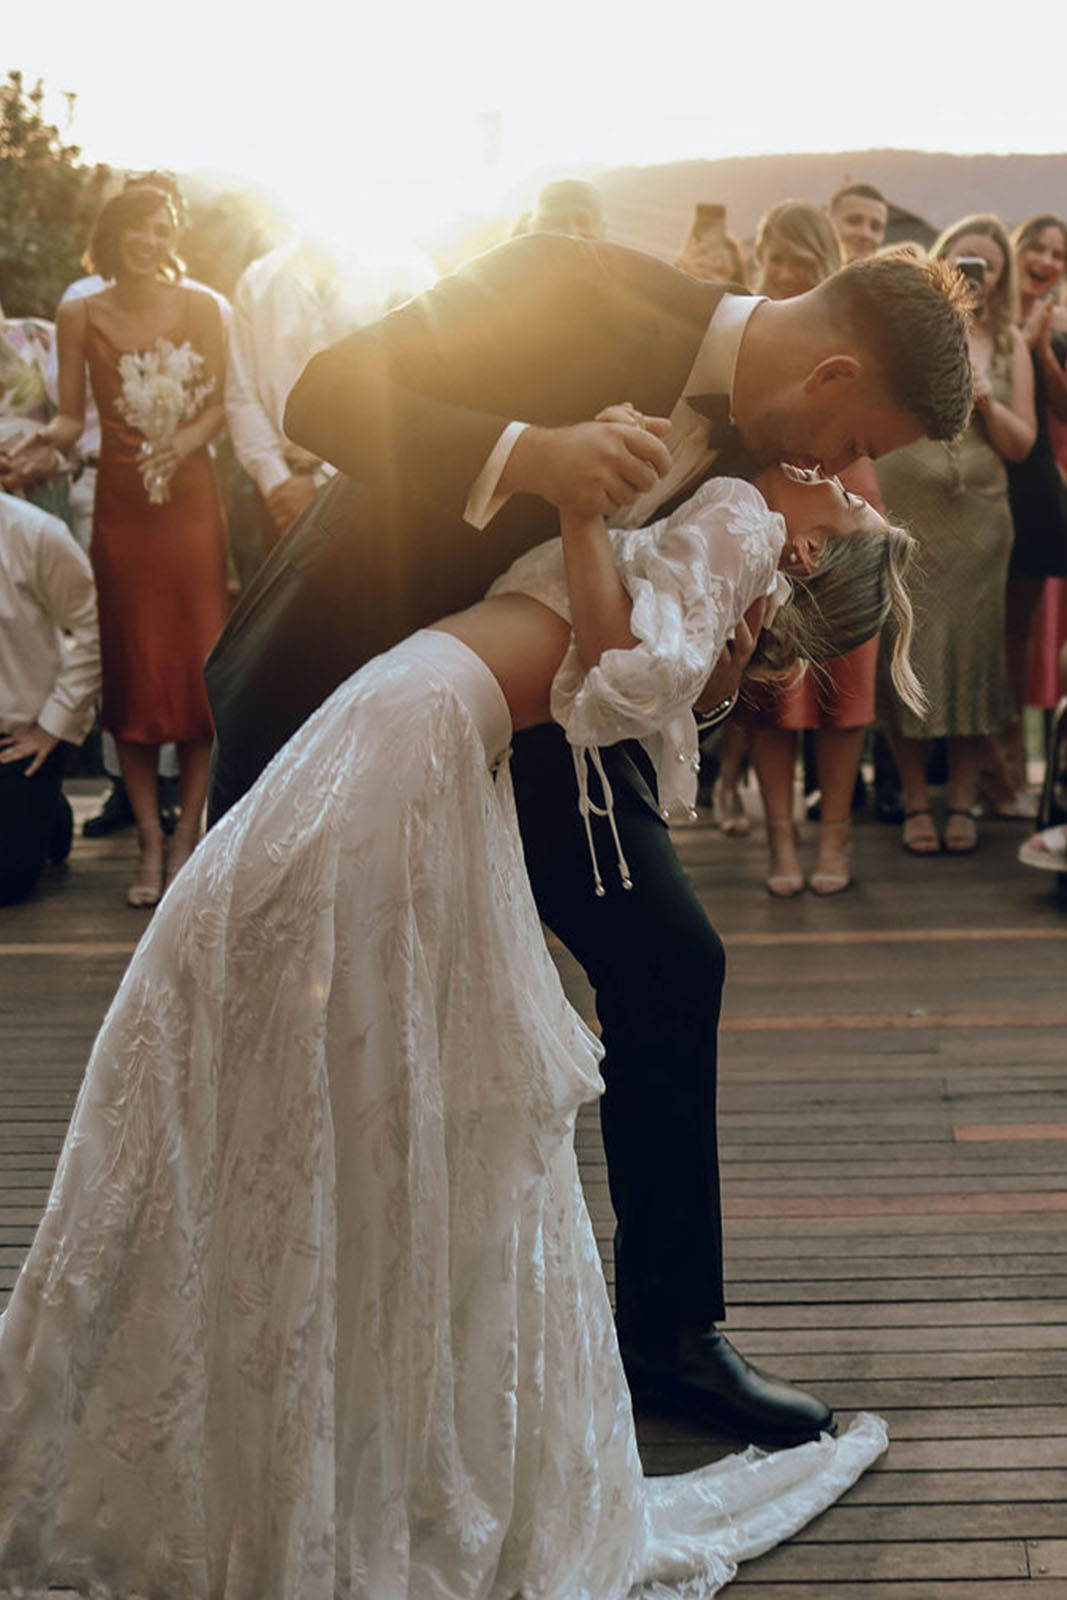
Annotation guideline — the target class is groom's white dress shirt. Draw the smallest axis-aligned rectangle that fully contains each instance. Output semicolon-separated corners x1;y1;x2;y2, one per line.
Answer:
465;294;765;530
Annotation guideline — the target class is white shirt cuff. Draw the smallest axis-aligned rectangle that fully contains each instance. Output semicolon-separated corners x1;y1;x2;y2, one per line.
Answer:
37;697;91;747
464;421;528;529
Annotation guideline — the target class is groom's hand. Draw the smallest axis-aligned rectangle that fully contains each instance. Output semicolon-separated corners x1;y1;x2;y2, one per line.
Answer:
500;414;672;517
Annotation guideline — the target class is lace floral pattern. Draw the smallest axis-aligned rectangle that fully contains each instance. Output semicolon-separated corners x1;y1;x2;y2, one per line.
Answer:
0;630;885;1599
490;477;787;819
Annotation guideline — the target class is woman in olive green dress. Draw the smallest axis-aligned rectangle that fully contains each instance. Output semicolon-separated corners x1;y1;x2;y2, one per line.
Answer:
876;216;1036;853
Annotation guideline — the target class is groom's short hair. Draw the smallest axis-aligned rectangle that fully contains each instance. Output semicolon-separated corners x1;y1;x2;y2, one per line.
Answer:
817;255;973;441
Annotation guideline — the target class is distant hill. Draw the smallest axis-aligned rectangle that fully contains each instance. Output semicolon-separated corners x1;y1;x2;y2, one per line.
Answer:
590;149;1067;261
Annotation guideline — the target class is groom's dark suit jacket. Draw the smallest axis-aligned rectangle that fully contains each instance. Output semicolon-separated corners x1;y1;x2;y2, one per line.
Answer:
205;233;733;817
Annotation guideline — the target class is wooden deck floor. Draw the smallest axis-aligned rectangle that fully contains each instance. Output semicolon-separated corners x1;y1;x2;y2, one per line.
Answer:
2;779;1066;1597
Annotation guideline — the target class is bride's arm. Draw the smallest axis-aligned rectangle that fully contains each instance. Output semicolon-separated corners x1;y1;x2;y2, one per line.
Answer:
559;510;637;669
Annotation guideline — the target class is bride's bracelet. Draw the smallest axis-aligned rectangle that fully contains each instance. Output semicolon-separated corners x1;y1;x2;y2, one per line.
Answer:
694;691;738;732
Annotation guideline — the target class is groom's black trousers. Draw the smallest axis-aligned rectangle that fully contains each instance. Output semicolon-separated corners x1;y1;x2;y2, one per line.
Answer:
509;722;728;1341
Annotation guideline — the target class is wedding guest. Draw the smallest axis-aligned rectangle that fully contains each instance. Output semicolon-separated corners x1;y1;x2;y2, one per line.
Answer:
675;228;746;286
981;215;1067;815
226;236;406;558
12;185;229;906
829;182;889;263
877;214;1036;853
0;492;100;904
58;171;230;841
710;202;842;841
529;177;607;241
732;204;879;893
0;305;72;525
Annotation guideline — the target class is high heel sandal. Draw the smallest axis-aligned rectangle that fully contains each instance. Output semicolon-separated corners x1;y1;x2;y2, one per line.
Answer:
902;809;940;856
127;825;165;909
765;819;804;897
809;819;852;895
712;778;751;837
943;808;979;854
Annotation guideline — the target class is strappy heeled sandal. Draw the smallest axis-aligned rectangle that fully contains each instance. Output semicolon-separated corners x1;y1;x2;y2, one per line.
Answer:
902;809;940;856
943;808;979;854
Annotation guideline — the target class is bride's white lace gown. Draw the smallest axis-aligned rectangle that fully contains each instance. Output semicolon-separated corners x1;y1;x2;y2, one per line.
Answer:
0;481;885;1598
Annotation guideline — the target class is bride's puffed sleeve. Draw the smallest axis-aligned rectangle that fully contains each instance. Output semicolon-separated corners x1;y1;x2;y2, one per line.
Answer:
551;478;785;824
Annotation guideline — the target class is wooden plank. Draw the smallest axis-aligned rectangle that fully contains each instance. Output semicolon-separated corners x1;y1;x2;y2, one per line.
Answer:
848;1408;1067;1440
729;1325;1067;1355
732;1539;1029;1582
845;1468;1067;1503
726;1194;1067;1219
1028;1542;1067;1578
719;1277;1067;1303
726;1585;1067;1599
724;1301;1067;1327
958;1123;1067;1142
651;1438;1067;1473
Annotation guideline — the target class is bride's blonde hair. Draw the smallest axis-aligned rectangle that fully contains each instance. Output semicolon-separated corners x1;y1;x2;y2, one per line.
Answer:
750;517;926;714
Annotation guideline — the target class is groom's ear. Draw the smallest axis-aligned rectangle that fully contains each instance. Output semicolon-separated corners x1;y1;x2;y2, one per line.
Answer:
802;355;862;395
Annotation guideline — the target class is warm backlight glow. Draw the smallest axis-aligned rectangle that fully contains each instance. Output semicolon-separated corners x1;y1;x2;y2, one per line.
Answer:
8;0;1065;264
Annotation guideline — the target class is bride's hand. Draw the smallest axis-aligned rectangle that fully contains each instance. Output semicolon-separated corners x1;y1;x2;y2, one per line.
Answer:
695;595;767;713
594;402;671;438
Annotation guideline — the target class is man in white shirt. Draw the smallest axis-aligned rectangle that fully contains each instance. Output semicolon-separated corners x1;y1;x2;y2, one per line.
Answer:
226;236;423;555
0;493;101;903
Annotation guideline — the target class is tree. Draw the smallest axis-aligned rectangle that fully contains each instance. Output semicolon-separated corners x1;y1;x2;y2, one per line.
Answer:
0;72;109;319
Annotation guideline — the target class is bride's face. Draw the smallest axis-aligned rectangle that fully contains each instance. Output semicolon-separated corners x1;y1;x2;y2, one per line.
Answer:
757;463;886;572
117;204;178;282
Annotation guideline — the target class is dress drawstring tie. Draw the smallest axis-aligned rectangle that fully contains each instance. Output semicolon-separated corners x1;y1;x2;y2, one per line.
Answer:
571;745;634;897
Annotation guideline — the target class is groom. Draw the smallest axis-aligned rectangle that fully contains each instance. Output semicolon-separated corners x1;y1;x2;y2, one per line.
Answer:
206;233;971;1445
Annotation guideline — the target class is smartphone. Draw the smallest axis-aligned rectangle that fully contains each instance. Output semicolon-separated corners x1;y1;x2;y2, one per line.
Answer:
690;203;727;245
956;256;987;289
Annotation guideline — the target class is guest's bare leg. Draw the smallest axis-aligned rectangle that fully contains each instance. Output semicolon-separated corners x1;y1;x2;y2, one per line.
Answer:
944;735;985;852
982;576;1044;808
116;739;164;908
750;726;803;894
167;739;212;886
810;727;866;893
889;732;939;854
712;721;751;835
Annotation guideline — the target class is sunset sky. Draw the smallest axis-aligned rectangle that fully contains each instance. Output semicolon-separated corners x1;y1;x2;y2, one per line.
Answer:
8;0;1065;253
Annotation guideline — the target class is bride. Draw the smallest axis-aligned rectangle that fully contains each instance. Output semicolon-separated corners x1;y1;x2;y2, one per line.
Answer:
0;449;920;1599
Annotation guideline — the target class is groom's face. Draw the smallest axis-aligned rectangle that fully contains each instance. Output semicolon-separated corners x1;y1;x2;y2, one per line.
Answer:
743;362;923;476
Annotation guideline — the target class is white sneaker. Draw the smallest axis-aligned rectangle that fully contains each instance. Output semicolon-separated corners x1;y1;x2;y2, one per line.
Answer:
1018;825;1067;872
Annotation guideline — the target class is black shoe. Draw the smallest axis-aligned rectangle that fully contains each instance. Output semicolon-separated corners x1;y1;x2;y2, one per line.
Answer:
158;774;180;836
48;794;74;864
83;779;135;837
874;786;905;825
623;1328;834;1447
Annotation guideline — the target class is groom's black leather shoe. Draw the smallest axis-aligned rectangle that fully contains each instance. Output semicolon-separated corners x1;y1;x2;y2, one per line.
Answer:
623;1328;834;1447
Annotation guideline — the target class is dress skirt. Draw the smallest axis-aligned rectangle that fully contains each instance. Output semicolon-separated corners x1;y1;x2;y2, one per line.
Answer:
0;630;884;1599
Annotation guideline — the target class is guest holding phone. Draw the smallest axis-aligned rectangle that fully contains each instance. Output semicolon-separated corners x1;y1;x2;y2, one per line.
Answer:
980;215;1067;814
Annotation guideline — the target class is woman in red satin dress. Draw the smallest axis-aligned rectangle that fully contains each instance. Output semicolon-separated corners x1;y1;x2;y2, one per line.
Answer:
22;187;227;906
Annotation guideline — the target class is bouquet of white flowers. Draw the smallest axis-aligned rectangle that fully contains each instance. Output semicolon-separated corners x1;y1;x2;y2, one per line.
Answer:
115;339;215;504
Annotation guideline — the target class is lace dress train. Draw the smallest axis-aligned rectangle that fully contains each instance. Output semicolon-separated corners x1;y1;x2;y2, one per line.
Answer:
0;629;884;1599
